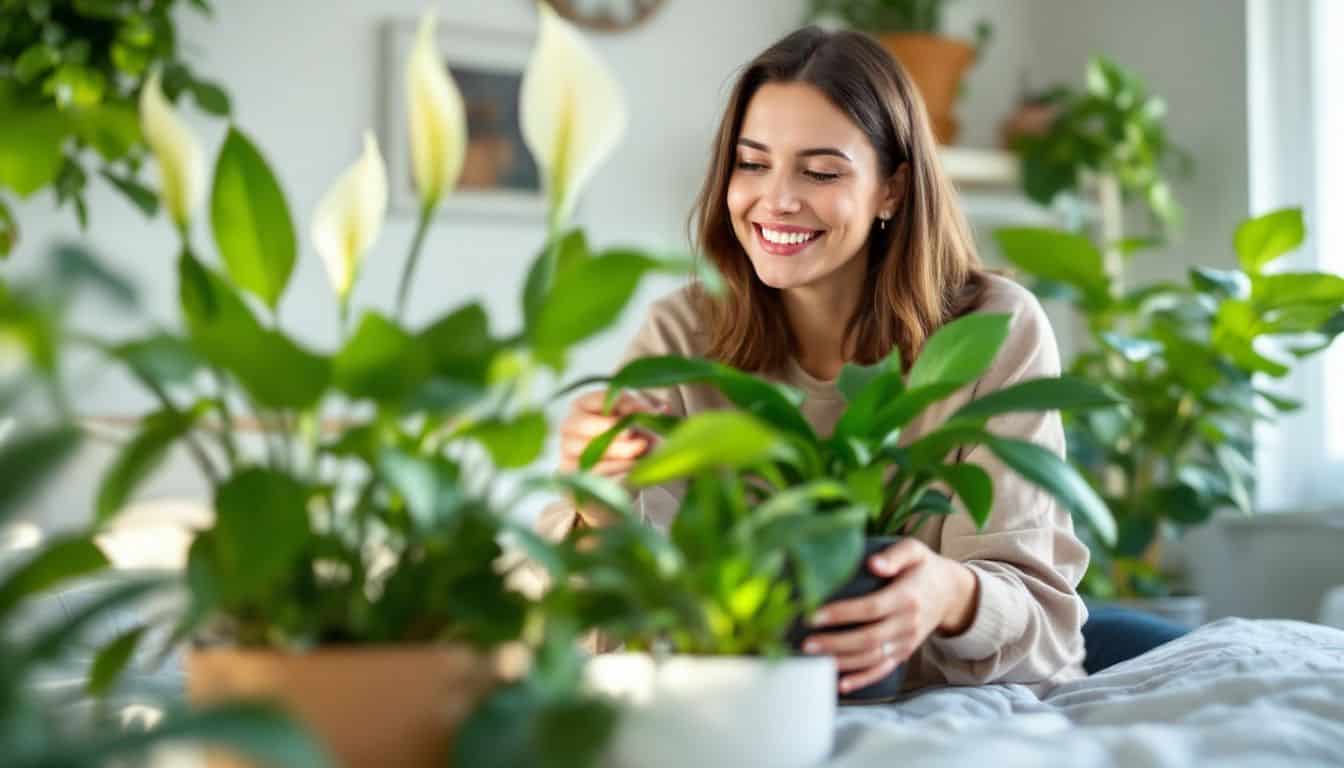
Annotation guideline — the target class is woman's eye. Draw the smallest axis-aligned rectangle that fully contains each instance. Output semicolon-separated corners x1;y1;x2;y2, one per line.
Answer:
804;170;840;182
735;161;767;172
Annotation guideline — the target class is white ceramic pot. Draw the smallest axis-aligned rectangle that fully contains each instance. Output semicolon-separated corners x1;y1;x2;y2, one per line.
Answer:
584;653;835;768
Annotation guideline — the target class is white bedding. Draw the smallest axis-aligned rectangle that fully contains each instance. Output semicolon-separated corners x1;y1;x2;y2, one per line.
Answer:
830;618;1344;767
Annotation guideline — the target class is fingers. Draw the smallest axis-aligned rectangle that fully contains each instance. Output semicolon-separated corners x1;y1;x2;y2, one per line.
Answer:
866;537;929;579
561;432;648;461
559;390;668;473
836;657;900;695
573;389;667;418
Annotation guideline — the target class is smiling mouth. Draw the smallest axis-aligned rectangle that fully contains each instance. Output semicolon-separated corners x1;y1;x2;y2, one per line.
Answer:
753;223;824;255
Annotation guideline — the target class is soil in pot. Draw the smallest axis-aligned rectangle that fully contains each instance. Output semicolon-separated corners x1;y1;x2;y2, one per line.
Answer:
187;644;496;768
788;536;906;704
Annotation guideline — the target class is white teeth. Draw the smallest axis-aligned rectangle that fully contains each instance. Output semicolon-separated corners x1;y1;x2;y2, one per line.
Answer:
761;227;817;246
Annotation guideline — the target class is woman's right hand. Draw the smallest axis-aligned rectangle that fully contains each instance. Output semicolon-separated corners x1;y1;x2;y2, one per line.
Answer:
559;390;666;527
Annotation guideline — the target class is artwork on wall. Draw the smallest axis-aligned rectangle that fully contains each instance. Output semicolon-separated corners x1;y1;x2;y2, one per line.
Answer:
546;0;666;31
381;20;542;219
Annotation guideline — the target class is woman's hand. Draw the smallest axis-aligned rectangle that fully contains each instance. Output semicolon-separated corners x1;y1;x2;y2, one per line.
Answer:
801;538;979;693
558;390;666;527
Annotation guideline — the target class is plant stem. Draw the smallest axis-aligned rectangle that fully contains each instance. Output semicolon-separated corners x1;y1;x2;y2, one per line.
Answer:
144;379;221;488
395;204;433;322
209;367;241;470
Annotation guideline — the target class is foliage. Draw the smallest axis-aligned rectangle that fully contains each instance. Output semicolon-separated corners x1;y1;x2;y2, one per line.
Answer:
995;209;1344;597
0;0;230;253
547;311;1122;654
1014;56;1192;233
806;0;991;49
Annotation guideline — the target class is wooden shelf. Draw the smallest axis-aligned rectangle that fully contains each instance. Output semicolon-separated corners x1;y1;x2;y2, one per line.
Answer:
939;146;1021;188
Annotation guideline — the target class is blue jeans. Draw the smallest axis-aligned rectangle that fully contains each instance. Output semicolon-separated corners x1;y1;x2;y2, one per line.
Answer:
1081;605;1190;674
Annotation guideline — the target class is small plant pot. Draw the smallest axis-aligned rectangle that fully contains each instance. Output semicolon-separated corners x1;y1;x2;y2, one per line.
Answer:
876;34;977;145
187;644;496;768
584;652;835;768
788;536;906;704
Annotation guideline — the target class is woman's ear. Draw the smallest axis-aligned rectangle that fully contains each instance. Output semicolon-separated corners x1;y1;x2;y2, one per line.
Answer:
878;162;910;219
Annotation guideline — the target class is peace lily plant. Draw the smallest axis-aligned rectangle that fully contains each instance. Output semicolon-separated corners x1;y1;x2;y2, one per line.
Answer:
5;3;673;766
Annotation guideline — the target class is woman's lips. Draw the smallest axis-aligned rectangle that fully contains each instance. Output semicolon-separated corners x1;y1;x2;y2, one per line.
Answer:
754;223;823;256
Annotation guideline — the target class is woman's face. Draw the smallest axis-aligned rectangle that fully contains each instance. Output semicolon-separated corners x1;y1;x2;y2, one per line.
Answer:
727;81;899;293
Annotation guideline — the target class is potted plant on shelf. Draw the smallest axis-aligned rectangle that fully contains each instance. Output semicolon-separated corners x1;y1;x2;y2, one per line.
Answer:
993;209;1344;625
0;0;232;256
17;4;670;766
805;0;992;144
546;307;1119;764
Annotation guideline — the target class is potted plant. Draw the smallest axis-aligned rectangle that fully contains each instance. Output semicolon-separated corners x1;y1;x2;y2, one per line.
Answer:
542;308;1119;768
12;4;670;765
0;0;231;256
993;209;1344;624
805;0;991;144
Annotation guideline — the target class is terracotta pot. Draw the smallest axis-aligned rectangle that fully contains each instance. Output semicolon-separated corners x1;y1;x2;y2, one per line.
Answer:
187;645;496;768
877;34;977;145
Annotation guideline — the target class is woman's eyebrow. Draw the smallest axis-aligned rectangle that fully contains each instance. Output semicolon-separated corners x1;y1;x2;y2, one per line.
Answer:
737;137;852;162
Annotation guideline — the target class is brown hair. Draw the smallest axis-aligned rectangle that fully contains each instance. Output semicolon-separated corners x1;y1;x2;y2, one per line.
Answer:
690;26;987;373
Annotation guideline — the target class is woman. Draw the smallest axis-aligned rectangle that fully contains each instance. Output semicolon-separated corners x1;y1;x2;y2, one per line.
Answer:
539;26;1092;696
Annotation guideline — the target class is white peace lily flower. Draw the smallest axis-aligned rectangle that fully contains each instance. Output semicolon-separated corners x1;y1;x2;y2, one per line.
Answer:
139;70;206;230
407;10;467;210
521;2;628;230
311;132;388;302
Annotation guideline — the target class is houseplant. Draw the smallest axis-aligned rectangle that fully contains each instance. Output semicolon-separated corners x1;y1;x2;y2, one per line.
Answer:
0;262;326;768
805;0;991;144
994;209;1344;614
0;0;230;255
547;307;1121;761
1010;56;1192;290
14;3;669;765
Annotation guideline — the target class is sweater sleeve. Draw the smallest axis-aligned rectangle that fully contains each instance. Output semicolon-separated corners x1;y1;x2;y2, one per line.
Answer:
921;289;1091;685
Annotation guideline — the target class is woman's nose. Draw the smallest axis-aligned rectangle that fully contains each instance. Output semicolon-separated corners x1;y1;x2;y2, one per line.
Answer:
762;173;803;215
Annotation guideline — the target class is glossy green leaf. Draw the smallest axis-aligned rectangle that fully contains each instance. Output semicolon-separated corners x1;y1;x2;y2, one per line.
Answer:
833;349;904;442
937;463;993;529
869;381;962;439
950;376;1122;424
96;410;195;524
0;535;108;620
784;511;865;607
210;128;296;308
23;576;166;664
461;411;548;469
211;468;311;604
1252;272;1344;311
420;302;497;386
87;624;147;697
908;313;1012;390
1098;332;1163;363
628;411;779;487
578;411;678;471
192;79;231;116
0;196;16;257
994;229;1110;308
522;230;588;336
1190;267;1249;299
0;103;66;197
334;311;431;403
100;167;159;217
112;332;201;389
377;449;464;531
0;426;80;527
984;437;1116;546
1236;208;1304;274
524;472;636;520
532;249;659;366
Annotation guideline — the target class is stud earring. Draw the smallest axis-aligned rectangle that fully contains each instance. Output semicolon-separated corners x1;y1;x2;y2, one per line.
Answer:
878;217;888;231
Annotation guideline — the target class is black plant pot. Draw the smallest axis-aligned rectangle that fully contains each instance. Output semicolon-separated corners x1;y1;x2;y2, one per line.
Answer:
787;536;906;705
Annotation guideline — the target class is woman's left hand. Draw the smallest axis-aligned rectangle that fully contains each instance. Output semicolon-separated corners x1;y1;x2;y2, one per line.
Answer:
802;538;979;694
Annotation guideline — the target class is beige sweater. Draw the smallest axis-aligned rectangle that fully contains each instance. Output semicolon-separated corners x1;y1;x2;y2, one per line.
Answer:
537;273;1089;693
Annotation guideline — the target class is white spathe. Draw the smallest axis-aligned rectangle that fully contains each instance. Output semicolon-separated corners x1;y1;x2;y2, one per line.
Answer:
311;132;388;301
585;653;835;768
520;1;628;230
139;70;206;230
406;10;467;210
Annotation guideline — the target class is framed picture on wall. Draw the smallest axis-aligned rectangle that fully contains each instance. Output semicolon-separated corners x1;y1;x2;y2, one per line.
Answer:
380;20;543;219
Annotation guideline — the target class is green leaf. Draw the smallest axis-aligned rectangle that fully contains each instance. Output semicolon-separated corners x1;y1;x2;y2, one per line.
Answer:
70;702;330;768
984;437;1116;546
0;535;108;620
599;355;718;396
532;249;659;366
868;381;963;440
1252;272;1344;311
192;79;231;116
211;468;311;604
578;412;678;471
629;412;780;487
1236;208;1304;274
180;252;330;408
950;376;1122;424
96;408;201;524
0;196;16;257
908;312;1012;389
938;463;993;529
993;229;1110;308
522;230;588;336
1190;267;1250;299
15;43;60;83
1255;388;1302;413
0;102;66;197
461;411;548;469
112;332;201;389
420;302;497;386
377;449;464;531
833;349;904;442
1212;299;1290;376
210;128;296;309
100;168;159;217
1098;332;1163;363
334;311;431;403
87;624;147;697
785;511;865;607
23;576;166;664
54;242;139;306
0;426;80;527
524;473;636;520
501;525;567;580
